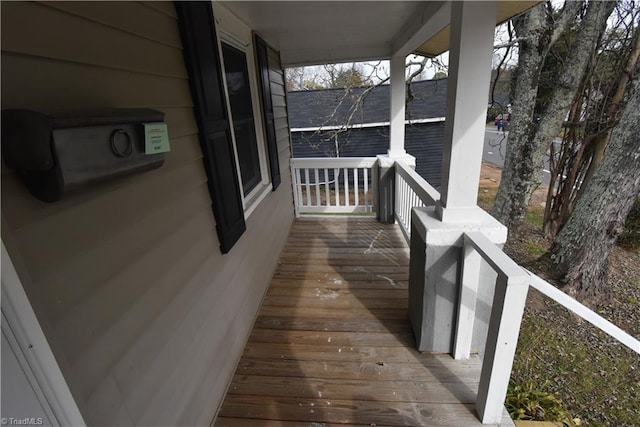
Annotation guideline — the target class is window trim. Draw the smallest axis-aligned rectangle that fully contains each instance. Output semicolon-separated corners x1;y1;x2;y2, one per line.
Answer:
217;30;271;218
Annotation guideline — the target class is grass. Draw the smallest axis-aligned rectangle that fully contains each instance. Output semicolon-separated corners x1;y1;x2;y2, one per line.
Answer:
506;379;577;425
511;304;640;426
477;187;498;207
525;208;545;229
478;183;640;426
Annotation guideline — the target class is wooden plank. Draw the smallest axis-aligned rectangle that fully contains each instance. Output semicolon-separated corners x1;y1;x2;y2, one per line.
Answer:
285;228;405;238
277;255;408;266
280;238;404;251
268;277;408;290
228;375;479;404
216;418;390;427
262;295;406;310
257;306;408;321
248;329;415;347
218;395;480;426
271;270;407;283
273;263;407;274
235;358;482;383
265;287;407;300
277;254;409;267
241;342;435;364
253;317;411;333
279;246;409;255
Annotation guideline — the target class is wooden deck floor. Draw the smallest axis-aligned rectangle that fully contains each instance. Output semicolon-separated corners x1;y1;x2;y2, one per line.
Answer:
215;217;513;427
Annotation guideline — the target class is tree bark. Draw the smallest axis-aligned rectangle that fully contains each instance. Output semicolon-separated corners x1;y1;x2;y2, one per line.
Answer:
493;0;615;229
543;25;640;238
550;67;640;296
493;1;583;228
580;26;640;188
492;4;556;228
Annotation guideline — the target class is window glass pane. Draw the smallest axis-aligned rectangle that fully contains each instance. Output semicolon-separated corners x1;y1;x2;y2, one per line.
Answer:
222;43;262;196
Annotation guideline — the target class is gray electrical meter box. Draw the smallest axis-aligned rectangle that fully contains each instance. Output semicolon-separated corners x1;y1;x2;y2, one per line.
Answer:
2;108;167;202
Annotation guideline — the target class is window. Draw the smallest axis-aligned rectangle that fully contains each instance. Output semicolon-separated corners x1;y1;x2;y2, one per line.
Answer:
176;2;281;253
221;43;263;197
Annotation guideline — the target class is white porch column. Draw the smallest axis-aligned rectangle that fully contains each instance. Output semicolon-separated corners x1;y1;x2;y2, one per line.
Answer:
388;54;407;157
377;54;414;223
437;1;496;223
408;1;509;361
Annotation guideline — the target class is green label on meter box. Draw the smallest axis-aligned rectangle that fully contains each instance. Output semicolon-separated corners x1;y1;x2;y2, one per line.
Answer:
144;122;171;154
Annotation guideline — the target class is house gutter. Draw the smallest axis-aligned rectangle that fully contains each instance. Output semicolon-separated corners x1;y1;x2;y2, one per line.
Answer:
291;116;446;133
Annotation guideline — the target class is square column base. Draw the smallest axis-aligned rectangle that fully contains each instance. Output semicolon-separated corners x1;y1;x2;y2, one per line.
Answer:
408;206;507;353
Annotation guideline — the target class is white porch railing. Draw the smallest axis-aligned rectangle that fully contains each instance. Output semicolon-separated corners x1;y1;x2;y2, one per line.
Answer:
290;157;377;216
456;231;530;424
388;163;639;423
526;271;640;353
455;231;640;424
394;159;440;241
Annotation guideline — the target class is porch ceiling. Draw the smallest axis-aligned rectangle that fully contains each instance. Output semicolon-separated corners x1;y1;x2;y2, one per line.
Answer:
220;1;540;67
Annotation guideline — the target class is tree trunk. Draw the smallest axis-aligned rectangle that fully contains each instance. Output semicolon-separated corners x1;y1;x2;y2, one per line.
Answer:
492;4;555;228
493;0;615;230
580;26;640;188
550;67;640;296
543;19;640;238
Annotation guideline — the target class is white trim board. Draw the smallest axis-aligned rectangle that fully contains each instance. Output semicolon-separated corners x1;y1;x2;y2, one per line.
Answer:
1;241;86;426
291;117;446;133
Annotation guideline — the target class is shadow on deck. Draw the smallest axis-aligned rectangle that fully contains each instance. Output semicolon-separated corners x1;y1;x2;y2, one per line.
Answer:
215;217;513;426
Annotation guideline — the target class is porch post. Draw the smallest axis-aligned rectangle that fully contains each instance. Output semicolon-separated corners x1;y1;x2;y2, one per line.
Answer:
408;2;508;356
436;1;496;223
388;55;406;157
377;54;415;223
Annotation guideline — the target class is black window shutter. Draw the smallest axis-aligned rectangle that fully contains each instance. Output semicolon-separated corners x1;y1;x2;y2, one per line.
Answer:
254;34;281;190
175;2;246;254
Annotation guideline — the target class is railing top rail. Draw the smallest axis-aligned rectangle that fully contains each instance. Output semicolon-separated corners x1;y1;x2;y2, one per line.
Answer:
291;157;378;168
464;231;528;285
526;269;640;355
394;159;440;205
465;230;640;355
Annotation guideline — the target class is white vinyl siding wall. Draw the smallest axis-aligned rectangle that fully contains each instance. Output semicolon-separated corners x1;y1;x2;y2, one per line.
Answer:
1;2;293;425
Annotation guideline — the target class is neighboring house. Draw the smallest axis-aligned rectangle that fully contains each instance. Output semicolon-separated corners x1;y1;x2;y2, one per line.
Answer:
0;2;543;426
289;79;447;187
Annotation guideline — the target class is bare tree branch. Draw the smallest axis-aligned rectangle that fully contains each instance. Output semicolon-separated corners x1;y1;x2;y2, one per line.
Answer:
550;0;584;45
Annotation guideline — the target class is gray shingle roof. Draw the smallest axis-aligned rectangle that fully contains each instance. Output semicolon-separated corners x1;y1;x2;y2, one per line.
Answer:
288;78;449;129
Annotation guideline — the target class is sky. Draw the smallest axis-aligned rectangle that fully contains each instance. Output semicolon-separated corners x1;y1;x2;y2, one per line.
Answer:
290;51;450;89
287;20;514;88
